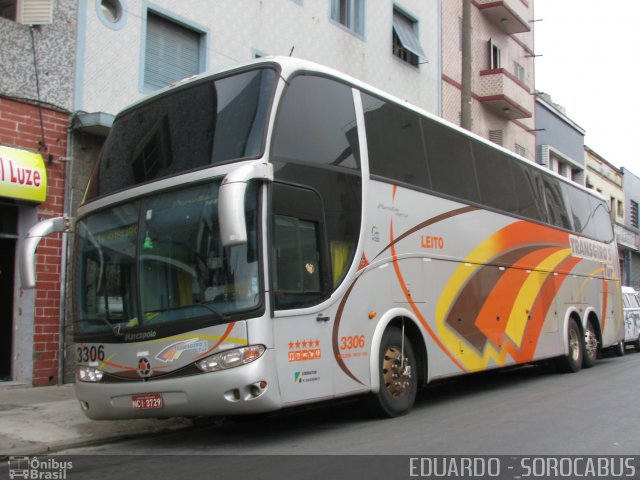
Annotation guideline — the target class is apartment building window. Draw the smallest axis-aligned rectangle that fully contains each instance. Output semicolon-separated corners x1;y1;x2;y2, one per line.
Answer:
144;11;205;90
331;0;364;36
97;0;126;30
100;0;121;22
0;0;16;20
488;39;501;69
609;197;616;219
515;143;526;157
392;7;426;67
631;200;639;228
514;62;525;82
0;0;53;23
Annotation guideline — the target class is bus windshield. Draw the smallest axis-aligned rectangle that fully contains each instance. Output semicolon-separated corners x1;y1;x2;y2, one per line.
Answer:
83;67;278;201
73;181;260;338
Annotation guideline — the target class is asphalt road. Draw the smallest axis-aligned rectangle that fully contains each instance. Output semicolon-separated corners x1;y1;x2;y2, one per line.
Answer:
64;351;640;455
6;351;640;479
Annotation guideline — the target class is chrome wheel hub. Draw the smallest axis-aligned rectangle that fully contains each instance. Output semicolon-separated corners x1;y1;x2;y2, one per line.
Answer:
382;346;412;399
585;328;598;359
569;328;580;362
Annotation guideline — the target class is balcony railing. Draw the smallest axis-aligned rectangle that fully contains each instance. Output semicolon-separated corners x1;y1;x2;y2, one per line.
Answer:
474;0;530;34
478;68;532;119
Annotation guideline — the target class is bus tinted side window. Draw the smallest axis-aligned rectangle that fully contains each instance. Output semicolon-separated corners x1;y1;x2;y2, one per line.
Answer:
362;93;430;189
422;118;480;203
271;75;362;295
563;181;614;243
271;74;360;170
271;183;328;309
564;182;593;237
511;163;546;222
472;141;519;213
589;196;614;242
274;216;321;293
543;176;572;230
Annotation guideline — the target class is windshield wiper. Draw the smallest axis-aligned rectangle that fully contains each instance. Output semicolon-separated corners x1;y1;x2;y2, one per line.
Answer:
194;302;230;321
74;317;124;337
148;303;229;321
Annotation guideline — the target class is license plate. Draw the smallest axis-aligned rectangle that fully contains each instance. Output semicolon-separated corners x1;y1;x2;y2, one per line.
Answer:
131;393;163;410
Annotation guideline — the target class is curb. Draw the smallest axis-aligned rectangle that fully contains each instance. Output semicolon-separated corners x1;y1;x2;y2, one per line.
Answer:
0;421;194;460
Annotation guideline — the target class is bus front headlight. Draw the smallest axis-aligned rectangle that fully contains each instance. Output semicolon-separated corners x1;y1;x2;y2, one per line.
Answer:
76;366;104;383
196;345;266;373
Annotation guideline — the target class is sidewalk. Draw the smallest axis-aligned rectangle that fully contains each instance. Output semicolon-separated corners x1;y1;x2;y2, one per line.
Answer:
0;383;192;458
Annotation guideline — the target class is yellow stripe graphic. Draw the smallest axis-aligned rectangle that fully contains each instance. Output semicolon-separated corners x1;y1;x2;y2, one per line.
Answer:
505;249;571;346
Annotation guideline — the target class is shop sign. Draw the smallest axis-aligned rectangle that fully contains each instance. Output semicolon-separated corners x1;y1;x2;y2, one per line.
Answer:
0;146;47;204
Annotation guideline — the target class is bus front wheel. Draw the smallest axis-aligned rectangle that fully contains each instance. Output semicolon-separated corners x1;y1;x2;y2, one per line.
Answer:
365;327;418;418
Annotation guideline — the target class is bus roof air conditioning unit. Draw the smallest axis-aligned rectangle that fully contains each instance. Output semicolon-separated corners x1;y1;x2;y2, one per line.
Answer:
17;0;54;25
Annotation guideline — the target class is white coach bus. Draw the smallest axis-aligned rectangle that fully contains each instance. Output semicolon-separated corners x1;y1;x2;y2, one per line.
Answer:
21;58;623;419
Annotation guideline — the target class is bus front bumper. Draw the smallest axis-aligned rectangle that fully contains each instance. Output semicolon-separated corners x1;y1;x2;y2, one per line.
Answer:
75;349;282;420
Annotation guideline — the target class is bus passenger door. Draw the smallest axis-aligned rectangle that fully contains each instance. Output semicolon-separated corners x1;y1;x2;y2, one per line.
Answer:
271;183;334;404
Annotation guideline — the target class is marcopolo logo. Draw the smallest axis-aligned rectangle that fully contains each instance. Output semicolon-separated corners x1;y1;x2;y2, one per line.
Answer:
124;330;157;342
137;357;152;378
8;456;73;479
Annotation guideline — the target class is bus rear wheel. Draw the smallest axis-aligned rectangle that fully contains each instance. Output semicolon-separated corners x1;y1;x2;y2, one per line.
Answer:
555;318;583;373
365;327;417;418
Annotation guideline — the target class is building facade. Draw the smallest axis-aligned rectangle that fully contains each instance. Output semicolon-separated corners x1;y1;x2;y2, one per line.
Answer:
585;146;624;225
0;0;76;385
2;0;444;385
621;168;640;289
584;146;637;287
77;0;441;117
441;0;536;159
535;95;585;184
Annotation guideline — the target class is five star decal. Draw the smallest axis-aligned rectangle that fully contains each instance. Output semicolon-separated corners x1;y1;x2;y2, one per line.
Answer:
287;339;321;362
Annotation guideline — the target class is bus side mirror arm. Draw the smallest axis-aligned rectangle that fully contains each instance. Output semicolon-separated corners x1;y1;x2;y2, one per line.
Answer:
218;160;273;247
20;216;75;289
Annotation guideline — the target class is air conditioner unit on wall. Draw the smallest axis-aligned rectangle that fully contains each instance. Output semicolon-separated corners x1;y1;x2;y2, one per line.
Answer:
537;144;550;167
17;0;53;25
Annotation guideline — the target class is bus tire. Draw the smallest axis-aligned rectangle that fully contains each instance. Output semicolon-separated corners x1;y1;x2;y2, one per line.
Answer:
613;340;626;357
555;318;583;373
582;321;598;368
365;327;417;418
634;337;640;353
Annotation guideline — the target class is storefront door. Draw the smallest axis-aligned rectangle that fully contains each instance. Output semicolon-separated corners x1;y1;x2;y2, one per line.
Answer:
0;206;17;380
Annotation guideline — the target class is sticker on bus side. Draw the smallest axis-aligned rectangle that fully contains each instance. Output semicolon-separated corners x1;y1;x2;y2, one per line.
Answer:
287;339;321;362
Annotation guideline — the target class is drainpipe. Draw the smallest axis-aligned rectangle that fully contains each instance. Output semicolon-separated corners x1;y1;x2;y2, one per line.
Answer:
57;122;74;385
460;0;472;131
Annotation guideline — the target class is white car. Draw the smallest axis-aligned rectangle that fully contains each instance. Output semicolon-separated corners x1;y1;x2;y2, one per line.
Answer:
622;286;640;352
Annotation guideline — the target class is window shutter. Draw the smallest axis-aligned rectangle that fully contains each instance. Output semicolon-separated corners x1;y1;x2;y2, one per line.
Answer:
145;13;201;90
17;0;53;25
392;10;427;60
